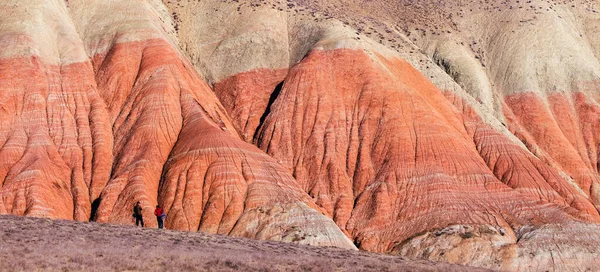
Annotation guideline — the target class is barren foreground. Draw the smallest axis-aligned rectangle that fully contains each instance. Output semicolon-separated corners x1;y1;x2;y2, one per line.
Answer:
0;215;483;272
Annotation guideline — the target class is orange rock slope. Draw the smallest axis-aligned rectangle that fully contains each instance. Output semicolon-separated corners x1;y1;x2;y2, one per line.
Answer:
2;0;600;270
254;47;599;248
0;0;355;249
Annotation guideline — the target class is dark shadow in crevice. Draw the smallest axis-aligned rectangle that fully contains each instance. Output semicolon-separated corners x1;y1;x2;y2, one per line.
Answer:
89;197;101;222
253;81;284;141
353;237;362;250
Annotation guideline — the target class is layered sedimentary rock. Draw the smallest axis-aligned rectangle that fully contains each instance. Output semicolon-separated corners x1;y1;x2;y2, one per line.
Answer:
251;45;599;270
2;0;600;270
165;0;600;270
0;0;355;250
0;0;113;221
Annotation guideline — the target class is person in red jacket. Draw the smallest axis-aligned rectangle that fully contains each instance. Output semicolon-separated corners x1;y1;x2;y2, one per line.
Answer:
154;205;165;229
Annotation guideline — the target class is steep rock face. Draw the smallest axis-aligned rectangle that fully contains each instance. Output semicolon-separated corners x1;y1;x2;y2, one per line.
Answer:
413;1;600;211
78;0;355;248
251;44;600;269
213;68;288;141
165;1;600;268
504;92;600;210
0;0;355;250
158;82;354;247
254;45;595;243
0;0;113;220
446;92;599;221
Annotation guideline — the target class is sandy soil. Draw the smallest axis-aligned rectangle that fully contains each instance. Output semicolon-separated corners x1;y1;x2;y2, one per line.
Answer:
0;215;486;272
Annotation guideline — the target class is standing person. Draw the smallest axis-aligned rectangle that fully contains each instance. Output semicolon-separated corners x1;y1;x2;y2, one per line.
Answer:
133;201;144;227
154;205;165;229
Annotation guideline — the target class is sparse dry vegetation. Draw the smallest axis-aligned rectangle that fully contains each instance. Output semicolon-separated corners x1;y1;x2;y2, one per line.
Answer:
0;215;485;271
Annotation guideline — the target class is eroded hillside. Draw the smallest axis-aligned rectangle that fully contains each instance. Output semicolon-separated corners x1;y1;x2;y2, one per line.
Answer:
1;0;600;270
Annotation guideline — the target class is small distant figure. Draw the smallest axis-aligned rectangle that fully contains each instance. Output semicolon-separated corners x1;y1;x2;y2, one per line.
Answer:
133;201;144;227
154;205;166;229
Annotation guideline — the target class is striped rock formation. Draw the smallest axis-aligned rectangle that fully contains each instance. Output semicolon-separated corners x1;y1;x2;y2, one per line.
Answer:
168;0;600;270
0;0;355;250
1;0;600;270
